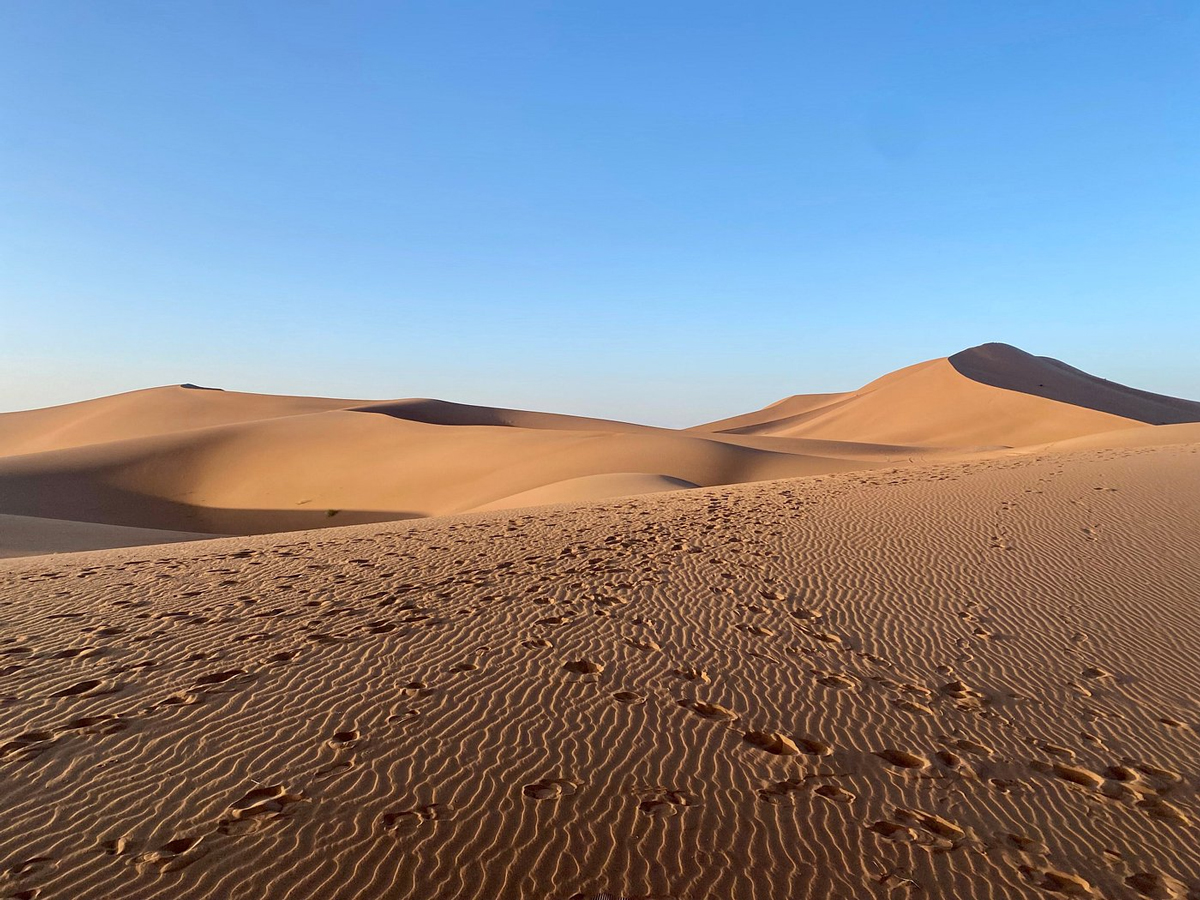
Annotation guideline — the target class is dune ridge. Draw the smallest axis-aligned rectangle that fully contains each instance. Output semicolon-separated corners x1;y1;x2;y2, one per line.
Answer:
695;344;1199;447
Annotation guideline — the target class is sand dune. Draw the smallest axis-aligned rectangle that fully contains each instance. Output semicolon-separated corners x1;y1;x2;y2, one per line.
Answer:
1;343;1197;557
947;343;1200;425
0;514;217;559
466;472;698;512
697;343;1200;447
0;384;357;457
0;411;872;537
1;440;1197;899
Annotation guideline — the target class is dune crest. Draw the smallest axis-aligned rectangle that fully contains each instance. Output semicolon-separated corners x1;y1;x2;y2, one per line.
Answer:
697;342;1199;447
948;343;1200;425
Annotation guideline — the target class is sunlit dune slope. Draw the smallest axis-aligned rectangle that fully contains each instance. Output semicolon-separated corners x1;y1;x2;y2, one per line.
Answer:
696;343;1200;447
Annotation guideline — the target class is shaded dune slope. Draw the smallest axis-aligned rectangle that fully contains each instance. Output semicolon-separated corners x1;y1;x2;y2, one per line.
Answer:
0;514;217;559
0;443;1197;899
0;410;871;534
948;344;1200;425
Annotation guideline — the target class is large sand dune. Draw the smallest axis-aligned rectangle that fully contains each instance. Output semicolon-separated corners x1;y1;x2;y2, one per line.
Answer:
697;343;1200;447
0;440;1196;899
1;343;1196;557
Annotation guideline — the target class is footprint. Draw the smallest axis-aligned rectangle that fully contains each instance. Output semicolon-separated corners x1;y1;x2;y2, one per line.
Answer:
221;784;305;823
2;856;54;879
99;836;134;856
381;804;441;832
814;784;855;802
874;749;930;770
868;820;915;843
1003;832;1046;854
890;697;934;716
758;777;807;804
0;730;56;757
678;699;738;721
612;691;645;704
672;666;710;684
895;809;965;842
1019;867;1094;897
63;714;128;735
48;646;101;660
1040;762;1104;789
791;607;823;621
1125;871;1186;899
743;730;801;756
871;809;965;851
737;624;775;637
50;679;115;699
1136;797;1190;825
809;631;844;646
939;679;988;708
624;637;662;652
136;836;208;872
817;673;857;690
637;789;694;818
952;738;993;757
158;691;204;708
562;659;603;676
522;778;578;801
328;729;360;749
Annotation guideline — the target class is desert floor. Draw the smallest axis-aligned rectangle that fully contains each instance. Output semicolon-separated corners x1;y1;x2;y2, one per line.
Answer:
1;440;1197;900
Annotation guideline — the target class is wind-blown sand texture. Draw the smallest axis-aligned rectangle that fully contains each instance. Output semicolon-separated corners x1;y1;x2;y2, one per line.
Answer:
0;343;1198;899
1;442;1198;899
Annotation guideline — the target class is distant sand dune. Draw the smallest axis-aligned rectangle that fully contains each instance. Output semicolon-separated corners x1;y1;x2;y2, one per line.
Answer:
1;343;1196;555
947;343;1200;425
695;344;1200;447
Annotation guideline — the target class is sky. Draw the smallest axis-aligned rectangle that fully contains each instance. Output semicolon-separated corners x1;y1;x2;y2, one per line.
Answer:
2;1;1198;426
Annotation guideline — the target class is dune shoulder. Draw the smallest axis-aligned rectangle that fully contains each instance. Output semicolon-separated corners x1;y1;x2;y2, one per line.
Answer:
0;513;220;559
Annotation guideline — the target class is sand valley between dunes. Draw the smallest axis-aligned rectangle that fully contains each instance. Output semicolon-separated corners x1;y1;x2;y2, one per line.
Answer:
0;343;1198;899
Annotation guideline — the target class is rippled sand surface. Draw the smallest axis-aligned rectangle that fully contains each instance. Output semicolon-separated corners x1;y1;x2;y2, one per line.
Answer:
2;441;1197;899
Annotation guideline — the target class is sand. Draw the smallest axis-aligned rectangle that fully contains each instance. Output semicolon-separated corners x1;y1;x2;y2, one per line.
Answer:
3;343;1197;556
0;343;1198;899
696;344;1200;447
0;442;1197;899
0;514;217;559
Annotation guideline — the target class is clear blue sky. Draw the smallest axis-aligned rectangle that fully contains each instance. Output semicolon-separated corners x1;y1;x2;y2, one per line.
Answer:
2;1;1197;425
